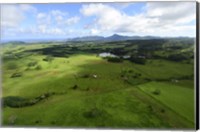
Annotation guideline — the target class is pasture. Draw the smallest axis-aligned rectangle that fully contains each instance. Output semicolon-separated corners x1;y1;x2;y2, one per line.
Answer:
1;39;195;128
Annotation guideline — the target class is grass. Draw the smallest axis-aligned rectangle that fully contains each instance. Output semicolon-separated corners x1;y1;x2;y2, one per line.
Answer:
1;42;195;129
138;81;194;123
132;59;194;80
3;87;171;128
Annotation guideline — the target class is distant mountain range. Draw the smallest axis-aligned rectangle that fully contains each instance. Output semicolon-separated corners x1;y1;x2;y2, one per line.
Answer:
68;34;162;42
2;34;193;44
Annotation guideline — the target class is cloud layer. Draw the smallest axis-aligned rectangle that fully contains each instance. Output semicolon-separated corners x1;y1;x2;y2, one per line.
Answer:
80;2;196;36
1;2;196;40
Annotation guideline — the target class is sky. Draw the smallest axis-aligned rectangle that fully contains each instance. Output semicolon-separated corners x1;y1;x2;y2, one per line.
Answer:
0;2;196;41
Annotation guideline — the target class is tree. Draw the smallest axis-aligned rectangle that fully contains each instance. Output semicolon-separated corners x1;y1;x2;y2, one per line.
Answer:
43;55;54;62
129;56;146;65
107;57;123;63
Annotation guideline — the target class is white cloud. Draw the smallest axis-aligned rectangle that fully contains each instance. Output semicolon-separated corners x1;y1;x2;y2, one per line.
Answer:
36;12;51;25
51;10;67;17
36;10;79;27
80;2;196;37
1;4;38;39
38;25;47;33
90;29;100;35
146;2;195;24
34;10;80;36
1;5;78;38
37;13;47;19
37;24;65;35
19;4;37;13
55;15;63;22
9;25;67;36
64;16;80;25
81;4;122;31
50;10;68;25
1;2;196;39
1;4;37;28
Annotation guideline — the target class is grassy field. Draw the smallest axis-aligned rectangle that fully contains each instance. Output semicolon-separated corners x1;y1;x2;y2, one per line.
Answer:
138;82;194;123
1;39;195;129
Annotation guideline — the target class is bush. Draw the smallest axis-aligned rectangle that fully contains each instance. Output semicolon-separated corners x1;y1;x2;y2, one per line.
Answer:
3;96;29;108
27;61;37;67
107;57;123;63
167;54;188;62
128;69;133;73
25;67;30;71
152;89;161;95
3;54;18;61
161;109;165;113
43;56;54;62
72;84;78;90
144;78;152;81
10;72;22;78
81;74;90;78
35;65;42;70
129;56;146;65
83;108;104;118
148;105;153;112
3;93;54;108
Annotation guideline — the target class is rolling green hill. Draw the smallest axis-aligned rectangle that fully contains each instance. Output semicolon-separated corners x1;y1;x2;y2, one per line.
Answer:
1;39;195;129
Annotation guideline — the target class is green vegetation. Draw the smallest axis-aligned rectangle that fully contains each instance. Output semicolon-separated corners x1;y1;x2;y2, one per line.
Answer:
107;57;123;63
129;56;146;65
43;55;54;62
138;82;194;123
1;38;195;128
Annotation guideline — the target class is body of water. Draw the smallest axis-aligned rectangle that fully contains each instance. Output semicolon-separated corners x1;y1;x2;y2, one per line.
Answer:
99;52;131;59
99;52;117;58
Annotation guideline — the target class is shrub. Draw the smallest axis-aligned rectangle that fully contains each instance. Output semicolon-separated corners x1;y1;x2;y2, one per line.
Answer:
129;57;146;65
10;72;22;78
148;105;153;112
35;120;41;124
25;67;30;71
128;69;133;73
161;109;165;113
43;55;54;62
83;108;104;118
152;89;161;95
167;54;188;62
3;96;29;108
35;65;42;70
132;75;138;78
3;54;18;61
27;61;37;67
72;84;78;90
132;73;141;78
107;57;123;63
120;74;125;78
144;78;152;81
3;93;53;108
81;74;90;78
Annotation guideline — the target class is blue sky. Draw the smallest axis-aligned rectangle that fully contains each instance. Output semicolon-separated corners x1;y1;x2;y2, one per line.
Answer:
1;2;196;41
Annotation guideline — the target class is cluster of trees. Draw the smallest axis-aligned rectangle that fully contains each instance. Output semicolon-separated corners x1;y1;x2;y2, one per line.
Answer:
83;107;108;119
43;55;54;62
10;72;22;78
128;56;146;65
167;53;192;62
27;61;37;67
3;93;54;108
107;57;123;63
110;48;127;56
